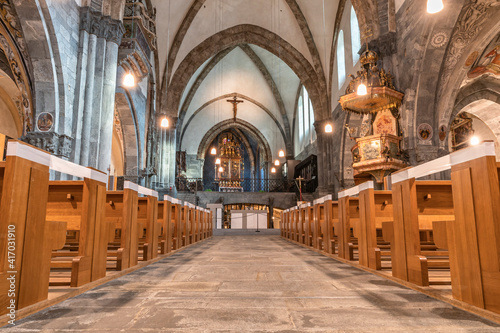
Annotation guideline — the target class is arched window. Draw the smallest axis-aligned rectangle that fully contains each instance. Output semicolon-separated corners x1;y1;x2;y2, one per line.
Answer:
351;6;361;64
337;30;346;88
303;87;310;138
298;96;304;139
309;100;316;142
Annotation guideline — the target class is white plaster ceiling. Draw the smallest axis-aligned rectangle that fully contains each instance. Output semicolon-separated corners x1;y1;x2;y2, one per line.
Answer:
151;0;348;156
248;44;300;123
182;47;282;126
151;0;193;81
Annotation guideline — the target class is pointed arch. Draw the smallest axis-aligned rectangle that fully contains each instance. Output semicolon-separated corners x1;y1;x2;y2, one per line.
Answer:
161;24;328;122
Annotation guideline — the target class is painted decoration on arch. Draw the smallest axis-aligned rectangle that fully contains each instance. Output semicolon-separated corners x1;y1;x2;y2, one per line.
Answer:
467;33;500;79
439;125;447;141
37;112;53;132
417;123;433;141
465;51;479;67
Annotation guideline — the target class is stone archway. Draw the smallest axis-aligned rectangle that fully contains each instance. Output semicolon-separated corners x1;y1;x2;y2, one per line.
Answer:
179;92;287;151
447;83;500;157
162;24;329;123
115;91;141;181
197;119;272;163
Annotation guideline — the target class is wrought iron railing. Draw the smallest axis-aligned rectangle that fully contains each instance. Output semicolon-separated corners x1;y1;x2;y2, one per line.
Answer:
175;178;311;193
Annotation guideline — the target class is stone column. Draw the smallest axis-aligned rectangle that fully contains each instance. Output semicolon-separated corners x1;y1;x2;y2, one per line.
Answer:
79;32;98;166
97;37;121;172
158;127;177;190
76;7;124;171
314;119;336;196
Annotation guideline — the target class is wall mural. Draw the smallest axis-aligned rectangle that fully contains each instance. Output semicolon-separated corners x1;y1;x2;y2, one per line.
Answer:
0;0;33;134
467;32;500;79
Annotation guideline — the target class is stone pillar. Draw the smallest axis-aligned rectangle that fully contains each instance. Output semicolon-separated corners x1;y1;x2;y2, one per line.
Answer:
158;127;177;189
79;32;97;166
76;7;124;171
97;39;120;172
314;119;336;196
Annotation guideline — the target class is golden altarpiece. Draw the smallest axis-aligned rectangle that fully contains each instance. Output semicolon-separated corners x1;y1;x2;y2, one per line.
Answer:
218;133;244;192
339;48;407;184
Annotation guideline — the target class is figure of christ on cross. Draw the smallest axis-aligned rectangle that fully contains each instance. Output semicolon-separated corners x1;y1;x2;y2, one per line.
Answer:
227;96;244;122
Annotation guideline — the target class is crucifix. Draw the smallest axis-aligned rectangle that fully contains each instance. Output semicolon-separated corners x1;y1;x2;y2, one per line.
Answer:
361;27;373;52
226;96;244;122
295;176;305;202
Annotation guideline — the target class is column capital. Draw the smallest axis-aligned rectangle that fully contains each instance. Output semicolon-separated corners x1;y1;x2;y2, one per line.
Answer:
80;7;125;45
21;132;73;159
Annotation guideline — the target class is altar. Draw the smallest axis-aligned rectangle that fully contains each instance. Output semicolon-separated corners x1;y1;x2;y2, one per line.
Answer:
230;210;268;229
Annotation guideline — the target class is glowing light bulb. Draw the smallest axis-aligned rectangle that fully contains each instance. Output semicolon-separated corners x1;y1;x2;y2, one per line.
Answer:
271;167;276;173
215;158;221;165
274;159;280;166
325;124;333;133
210;147;217;155
278;150;285;157
161;117;169;128
427;0;444;14
470;136;480;146
218;166;224;172
123;73;135;87
357;83;367;96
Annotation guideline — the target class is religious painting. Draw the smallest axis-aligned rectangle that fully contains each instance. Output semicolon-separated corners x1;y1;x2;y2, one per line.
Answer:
417;123;433;141
361;140;380;160
37;112;53;132
467;33;500;79
464;51;479;67
439;125;447;141
373;110;397;136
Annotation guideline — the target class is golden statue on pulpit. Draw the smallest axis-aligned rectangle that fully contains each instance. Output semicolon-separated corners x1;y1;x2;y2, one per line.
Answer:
218;132;244;192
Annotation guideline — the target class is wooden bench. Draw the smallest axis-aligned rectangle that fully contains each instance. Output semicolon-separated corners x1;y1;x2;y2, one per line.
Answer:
341;182;393;270
336;195;360;261
387;178;453;286
0;141;67;313
312;195;337;254
170;198;183;250
282;209;291;239
137;189;160;261
299;203;314;247
47;178;111;287
297;203;308;244
105;185;139;271
432;142;500;314
158;197;173;254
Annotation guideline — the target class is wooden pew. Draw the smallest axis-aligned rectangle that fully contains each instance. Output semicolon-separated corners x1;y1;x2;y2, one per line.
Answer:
388;175;453;286
47;175;110;287
340;182;393;270
0;141;67;314
293;207;300;242
282;209;290;239
170;198;183;250
337;192;360;261
105;183;139;271
136;186;160;261
312;195;336;254
302;203;314;247
298;203;309;244
208;209;213;237
432;142;500;314
289;206;297;242
158;196;173;254
183;202;194;246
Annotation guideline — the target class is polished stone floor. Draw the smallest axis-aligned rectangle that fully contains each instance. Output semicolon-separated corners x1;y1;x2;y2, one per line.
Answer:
5;234;500;332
